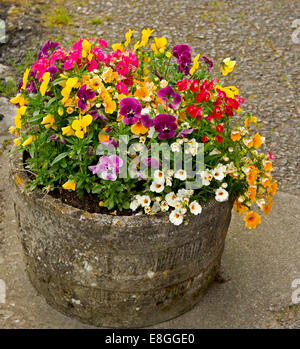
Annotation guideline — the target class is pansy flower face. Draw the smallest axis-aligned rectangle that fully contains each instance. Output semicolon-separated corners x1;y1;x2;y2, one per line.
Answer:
153;114;178;140
77;84;96;111
119;97;142;124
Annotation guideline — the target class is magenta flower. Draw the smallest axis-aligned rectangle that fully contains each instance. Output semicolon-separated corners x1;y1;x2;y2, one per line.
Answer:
119;97;142;125
77;84;96;111
98;39;108;48
88;155;123;181
153;114;178;140
87;110;108;122
87;59;98;72
202;56;213;71
116;61;130;76
38;40;60;59
157;86;181;110
172;45;192;75
178;128;195;138
115;81;129;95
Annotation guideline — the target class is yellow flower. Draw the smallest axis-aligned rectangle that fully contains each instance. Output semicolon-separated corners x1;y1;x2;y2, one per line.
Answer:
58;107;64;116
215;84;239;98
41;115;56;130
82;39;92;60
90;76;102;90
102;67;117;83
124;29;134;46
14;108;24;130
9;126;16;134
262;197;273;216
233;200;248;215
133;41;140;52
10;94;28;106
263;160;272;172
21;68;30;90
243;211;261;229
62;180;76;191
189;54;200;75
104;99;116;114
140;28;154;47
221;57;236;76
61;77;78;104
22;136;34;147
269;181;277;196
62;125;75;136
40;72;51;96
112;43;124;52
248;185;257;203
165;51;172;58
150;37;167;54
71;114;93;139
244;115;257;128
13;138;21;145
98;128;110;142
246;166;259;186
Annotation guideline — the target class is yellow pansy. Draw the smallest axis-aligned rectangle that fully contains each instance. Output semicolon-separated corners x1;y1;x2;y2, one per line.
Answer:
133;41;140;52
215;84;239;99
71;114;93;139
244;116;257;128
102;67;117;83
221;57;236;76
165;51;172;58
14;107;26;130
104;99;116;114
124;29;134;47
131;120;148;135
61;77;78;104
13;138;21;145
62;125;75;136
10;94;28;106
140;28;154;47
22;136;34;147
40;72;51;96
151;37;167;54
112;43;124;52
189;54;200;75
62;180;76;191
21;68;30;90
41;115;56;130
82;39;92;61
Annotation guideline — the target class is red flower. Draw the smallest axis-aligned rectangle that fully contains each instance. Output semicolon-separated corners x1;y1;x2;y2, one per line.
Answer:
215;135;223;143
212;106;223;119
123;74;133;86
176;79;189;91
223;105;233;116
216;124;223;133
201;135;209;143
216;88;226;98
226;97;239;110
190;79;200;92
186;104;202;118
196;90;210;103
200;79;214;91
214;97;223;106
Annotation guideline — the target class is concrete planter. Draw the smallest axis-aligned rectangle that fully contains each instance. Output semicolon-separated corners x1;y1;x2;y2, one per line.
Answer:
9;152;233;328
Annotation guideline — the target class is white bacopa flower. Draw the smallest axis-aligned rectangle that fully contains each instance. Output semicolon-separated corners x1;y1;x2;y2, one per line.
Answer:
130;200;139;211
150;181;165;193
171;142;181;152
169;210;183;225
139;195;151;207
153;170;165;184
174;169;187;181
189;201;202;215
160;201;169;211
180;207;187;215
200;170;213;186
215;188;229;202
165;192;177;207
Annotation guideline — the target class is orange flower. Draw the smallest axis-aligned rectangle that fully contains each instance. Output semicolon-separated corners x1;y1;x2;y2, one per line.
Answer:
268;181;277;196
263;160;272;172
262;197;273;216
244;116;257;128
131;120;148;135
248;186;257;203
231;131;241;141
243;211;261;229
253;133;264;149
246;166;259;186
98;128;110;142
104;99;116;114
233;200;248;215
261;176;272;188
135;86;149;99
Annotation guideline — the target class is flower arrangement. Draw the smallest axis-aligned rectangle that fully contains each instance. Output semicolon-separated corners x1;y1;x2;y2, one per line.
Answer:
9;29;277;228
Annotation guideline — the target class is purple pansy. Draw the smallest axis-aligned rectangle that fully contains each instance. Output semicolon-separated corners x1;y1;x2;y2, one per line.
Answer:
88;155;123;181
88;109;108;122
178;128;195;138
157;86;181;110
142;157;161;169
77;84;96;111
172;44;192;75
48;134;66;144
153;114;178;140
202;56;213;71
46;65;58;77
38;40;60;59
119;97;142;125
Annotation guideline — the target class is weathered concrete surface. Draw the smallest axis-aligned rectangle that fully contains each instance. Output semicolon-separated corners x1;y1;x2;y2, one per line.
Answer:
0;100;299;328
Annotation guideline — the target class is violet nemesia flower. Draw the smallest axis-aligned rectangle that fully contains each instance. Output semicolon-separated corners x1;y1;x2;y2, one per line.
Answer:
119;97;142;125
77;84;96;111
153;114;178;140
88;109;108;122
178;128;195;138
88;155;123;181
38;40;60;59
157;86;181;110
202;56;213;71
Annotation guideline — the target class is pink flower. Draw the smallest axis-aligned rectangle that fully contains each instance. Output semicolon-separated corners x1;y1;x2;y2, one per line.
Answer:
115;81;129;95
87;59;98;71
32;57;49;80
98;39;108;48
92;47;105;62
49;48;65;65
116;61;129;76
267;152;275;160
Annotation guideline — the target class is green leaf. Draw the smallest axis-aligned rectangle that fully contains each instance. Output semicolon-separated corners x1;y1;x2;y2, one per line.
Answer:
50;152;69;166
157;104;164;114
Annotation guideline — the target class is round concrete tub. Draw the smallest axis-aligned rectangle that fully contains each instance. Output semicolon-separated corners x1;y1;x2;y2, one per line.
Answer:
10;152;233;328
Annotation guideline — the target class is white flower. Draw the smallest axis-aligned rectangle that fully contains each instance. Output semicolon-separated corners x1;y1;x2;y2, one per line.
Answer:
173;200;183;210
169;210;183;225
200;170;213;186
171;142;181;152
141;106;151;114
221;182;228;188
151;201;161;213
209;148;221;156
139;195;151;207
166;177;172;186
174;169;187;181
130;200;139;211
167;169;174;177
189;201;202;215
160;79;168;88
165;192;177;207
150;181;164;193
212;167;225;181
144;206;152;214
215;188;229;202
153;170;165;184
160;201;169;211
